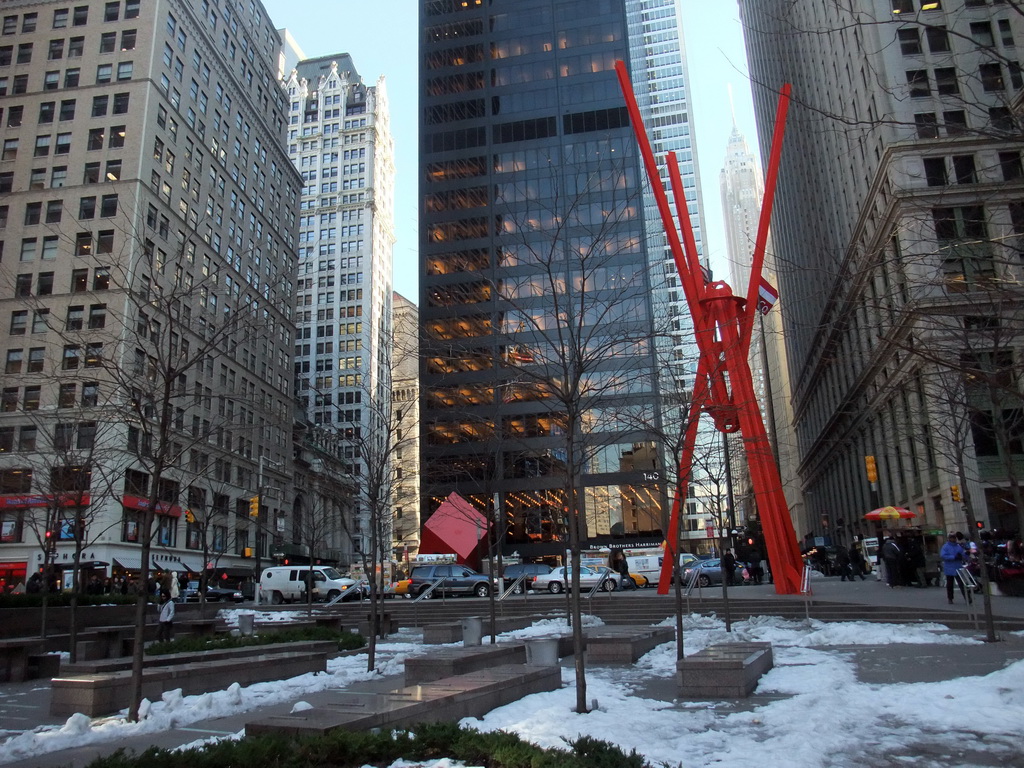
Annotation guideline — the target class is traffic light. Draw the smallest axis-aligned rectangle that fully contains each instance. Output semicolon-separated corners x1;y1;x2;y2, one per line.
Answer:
185;509;195;524
44;529;53;541
248;495;260;518
976;520;984;529
951;485;961;502
864;455;878;483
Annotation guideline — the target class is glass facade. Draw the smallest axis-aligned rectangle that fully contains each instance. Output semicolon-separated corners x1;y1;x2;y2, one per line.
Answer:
419;0;668;557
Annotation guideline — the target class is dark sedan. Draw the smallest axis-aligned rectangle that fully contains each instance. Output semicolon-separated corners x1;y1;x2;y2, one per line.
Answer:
183;580;244;602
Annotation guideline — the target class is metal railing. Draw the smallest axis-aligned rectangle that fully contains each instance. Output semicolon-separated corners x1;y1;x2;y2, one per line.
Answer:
497;574;528;601
412;577;447;603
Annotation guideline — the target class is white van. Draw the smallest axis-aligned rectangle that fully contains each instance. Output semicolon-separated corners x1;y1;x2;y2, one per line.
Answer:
259;566;357;604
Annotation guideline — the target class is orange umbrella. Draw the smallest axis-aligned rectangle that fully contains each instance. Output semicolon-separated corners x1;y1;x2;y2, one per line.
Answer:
864;506;916;521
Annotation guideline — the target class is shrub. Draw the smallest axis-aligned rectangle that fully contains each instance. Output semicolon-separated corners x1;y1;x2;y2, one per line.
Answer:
145;626;366;656
84;723;657;768
0;593;136;609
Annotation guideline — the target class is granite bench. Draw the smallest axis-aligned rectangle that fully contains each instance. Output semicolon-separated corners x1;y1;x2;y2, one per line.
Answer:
677;642;774;698
405;641;527;684
421;615;535;644
0;637;46;682
51;645;333;716
246;663;562;737
584;625;674;663
62;640;338;675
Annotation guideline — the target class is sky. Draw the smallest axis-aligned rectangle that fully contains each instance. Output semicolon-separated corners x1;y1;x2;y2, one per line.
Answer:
4;608;1022;767
259;0;763;303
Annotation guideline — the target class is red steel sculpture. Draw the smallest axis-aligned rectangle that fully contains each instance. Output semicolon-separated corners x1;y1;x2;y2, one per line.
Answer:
614;61;804;595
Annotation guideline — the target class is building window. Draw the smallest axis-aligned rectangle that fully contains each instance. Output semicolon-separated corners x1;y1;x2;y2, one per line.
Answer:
37;272;53;295
18;426;37;451
898;28;921;55
981;63;1005;91
63;345;80;370
22;387;40;411
9;310;27;335
58;384;76;409
31;310;48;334
66;305;83;330
27;347;44;373
934;67;959;95
88;304;106;329
1000;151;1023;181
906;69;930;97
71;269;88;292
5;350;23;374
923;26;950;54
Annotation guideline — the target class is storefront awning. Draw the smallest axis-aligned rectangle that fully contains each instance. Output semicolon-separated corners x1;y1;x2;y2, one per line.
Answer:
152;555;203;573
113;554;143;571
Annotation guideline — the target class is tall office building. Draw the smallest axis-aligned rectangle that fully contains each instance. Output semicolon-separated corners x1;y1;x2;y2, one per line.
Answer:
419;0;673;558
624;0;722;554
0;0;300;590
739;0;1024;541
392;291;420;561
283;54;395;560
719;124;804;534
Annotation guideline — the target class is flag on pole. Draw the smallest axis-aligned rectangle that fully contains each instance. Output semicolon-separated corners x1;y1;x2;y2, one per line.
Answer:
756;278;779;315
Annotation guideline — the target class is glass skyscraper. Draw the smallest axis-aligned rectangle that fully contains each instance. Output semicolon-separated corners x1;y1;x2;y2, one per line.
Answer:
418;0;680;558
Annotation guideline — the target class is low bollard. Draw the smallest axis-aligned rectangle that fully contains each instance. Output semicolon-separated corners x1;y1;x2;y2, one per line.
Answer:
238;612;255;636
462;616;483;646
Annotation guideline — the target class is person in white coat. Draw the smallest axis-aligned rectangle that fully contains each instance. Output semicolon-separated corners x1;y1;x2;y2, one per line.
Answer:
157;592;175;642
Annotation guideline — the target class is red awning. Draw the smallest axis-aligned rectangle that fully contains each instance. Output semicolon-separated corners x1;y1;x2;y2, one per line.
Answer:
0;494;91;509
121;494;182;518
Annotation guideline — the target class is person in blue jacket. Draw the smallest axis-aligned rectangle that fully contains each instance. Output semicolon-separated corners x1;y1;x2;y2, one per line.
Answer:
940;532;968;604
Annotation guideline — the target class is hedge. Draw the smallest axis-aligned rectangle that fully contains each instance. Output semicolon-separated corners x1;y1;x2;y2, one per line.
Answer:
84;722;664;768
145;627;367;655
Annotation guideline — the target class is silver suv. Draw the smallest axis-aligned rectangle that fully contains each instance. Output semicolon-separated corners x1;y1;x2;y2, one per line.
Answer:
409;564;491;598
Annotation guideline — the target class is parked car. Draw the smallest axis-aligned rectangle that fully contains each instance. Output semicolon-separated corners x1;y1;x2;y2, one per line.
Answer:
183;580;245;603
259;566;358;604
496;563;553;594
682;559;724;588
408;564;491;598
531;565;618;594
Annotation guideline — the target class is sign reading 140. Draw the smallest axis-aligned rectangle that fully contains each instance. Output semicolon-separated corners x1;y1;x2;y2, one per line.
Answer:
642;471;660;481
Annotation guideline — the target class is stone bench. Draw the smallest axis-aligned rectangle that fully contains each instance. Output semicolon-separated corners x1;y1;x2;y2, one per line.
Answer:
246;663;561;737
51;648;332;717
405;641;527;684
62;640;338;675
178;618;222;637
27;652;62;679
0;637;46;682
422;615;535;644
677;642;774;698
357;612;393;637
584;625;674;663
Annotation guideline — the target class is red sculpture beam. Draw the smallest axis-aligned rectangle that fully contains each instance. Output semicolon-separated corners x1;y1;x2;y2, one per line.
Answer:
614;60;803;595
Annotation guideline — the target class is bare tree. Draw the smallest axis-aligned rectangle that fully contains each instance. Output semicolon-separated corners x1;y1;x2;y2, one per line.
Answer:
481;158;665;714
8;204;297;721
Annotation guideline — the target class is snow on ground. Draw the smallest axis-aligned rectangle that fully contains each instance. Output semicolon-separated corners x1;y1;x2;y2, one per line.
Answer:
1;615;1018;768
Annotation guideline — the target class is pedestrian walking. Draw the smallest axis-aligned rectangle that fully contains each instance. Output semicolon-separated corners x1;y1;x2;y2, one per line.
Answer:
849;542;867;580
722;549;737;586
940;532;969;604
835;546;855;581
157;592;175;642
882;536;902;588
